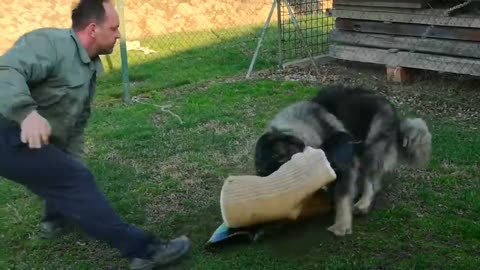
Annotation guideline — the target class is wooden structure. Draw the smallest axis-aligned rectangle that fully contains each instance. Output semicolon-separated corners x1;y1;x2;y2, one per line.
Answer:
327;0;480;81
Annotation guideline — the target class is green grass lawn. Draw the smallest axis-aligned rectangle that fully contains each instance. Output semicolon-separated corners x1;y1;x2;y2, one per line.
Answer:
0;21;479;269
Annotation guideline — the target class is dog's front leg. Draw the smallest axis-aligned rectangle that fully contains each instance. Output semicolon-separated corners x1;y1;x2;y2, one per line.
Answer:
327;194;353;236
327;166;357;236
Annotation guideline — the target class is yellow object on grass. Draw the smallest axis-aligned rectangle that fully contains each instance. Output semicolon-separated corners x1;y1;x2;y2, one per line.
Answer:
220;147;337;228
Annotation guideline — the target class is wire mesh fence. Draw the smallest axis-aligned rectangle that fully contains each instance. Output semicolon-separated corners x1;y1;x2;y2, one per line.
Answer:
106;0;335;101
279;0;334;62
111;0;335;71
113;0;280;69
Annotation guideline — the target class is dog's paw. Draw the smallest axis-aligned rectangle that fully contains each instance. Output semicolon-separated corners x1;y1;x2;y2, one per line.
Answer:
327;223;352;236
354;199;372;215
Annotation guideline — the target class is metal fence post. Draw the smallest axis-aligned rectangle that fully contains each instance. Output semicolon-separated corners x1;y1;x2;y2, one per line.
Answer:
277;0;283;68
246;0;277;79
116;0;130;104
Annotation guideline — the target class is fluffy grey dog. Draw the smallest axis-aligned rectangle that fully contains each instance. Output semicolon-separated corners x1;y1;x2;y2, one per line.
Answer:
254;85;432;236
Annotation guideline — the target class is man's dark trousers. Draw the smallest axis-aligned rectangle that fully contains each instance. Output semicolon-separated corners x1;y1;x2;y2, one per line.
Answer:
0;126;153;258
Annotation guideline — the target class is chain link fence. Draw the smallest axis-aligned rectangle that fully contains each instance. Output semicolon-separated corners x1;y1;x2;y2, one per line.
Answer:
112;0;334;67
104;0;335;101
113;0;279;68
279;0;334;62
328;0;480;81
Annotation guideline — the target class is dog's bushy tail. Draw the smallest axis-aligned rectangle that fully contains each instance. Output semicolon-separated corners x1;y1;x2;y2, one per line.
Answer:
398;118;432;167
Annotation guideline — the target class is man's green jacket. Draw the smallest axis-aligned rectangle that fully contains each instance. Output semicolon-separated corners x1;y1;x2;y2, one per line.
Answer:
0;27;104;161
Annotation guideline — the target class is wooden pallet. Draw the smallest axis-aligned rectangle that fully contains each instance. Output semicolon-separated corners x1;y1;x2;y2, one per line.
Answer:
335;19;480;41
331;6;480;28
330;30;480;58
334;0;427;9
328;1;480;80
329;44;480;77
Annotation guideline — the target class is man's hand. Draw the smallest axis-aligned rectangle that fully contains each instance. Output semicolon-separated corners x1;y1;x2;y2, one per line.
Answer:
20;110;51;149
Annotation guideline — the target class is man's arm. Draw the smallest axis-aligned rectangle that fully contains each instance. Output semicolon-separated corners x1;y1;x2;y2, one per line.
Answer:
66;62;101;163
65;102;91;163
0;30;58;124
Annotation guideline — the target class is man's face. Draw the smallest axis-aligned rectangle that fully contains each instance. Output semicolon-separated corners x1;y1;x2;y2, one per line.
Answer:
94;3;120;55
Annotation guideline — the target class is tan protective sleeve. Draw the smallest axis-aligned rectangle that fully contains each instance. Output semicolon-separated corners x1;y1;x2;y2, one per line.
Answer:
220;147;336;228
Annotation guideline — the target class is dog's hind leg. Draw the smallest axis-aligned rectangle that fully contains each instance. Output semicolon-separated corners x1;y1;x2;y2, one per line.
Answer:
353;105;398;215
354;168;384;215
354;141;397;215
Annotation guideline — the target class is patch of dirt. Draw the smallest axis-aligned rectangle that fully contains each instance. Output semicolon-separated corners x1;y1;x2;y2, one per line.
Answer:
160;74;247;98
373;168;438;210
251;60;480;123
195;120;238;135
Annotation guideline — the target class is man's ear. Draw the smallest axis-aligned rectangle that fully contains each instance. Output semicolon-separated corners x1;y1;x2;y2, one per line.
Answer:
86;23;98;38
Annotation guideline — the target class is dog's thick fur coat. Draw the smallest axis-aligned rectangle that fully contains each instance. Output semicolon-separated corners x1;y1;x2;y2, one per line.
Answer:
254;85;432;236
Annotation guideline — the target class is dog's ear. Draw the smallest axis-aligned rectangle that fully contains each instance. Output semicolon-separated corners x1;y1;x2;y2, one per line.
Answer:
269;134;305;165
255;133;268;156
285;136;306;156
254;132;277;175
267;126;284;139
267;127;303;145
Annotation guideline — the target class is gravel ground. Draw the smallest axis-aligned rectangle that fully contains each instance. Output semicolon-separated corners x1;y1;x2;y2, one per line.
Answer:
251;60;479;124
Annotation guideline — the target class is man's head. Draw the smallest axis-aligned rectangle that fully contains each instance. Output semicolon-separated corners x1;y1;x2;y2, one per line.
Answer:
71;0;120;57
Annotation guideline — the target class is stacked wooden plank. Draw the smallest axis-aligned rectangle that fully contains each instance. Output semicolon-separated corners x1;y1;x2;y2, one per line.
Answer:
328;0;480;77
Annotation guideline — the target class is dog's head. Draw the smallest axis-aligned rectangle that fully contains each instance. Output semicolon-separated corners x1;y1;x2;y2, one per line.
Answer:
254;129;306;177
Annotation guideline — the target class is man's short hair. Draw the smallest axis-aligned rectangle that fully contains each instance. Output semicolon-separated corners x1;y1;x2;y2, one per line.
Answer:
71;0;111;31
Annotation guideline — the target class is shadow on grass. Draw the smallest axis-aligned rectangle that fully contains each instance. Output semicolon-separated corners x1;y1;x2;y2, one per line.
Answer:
95;19;333;101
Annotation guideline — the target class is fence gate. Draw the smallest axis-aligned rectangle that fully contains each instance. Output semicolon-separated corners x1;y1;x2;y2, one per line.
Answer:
277;0;335;65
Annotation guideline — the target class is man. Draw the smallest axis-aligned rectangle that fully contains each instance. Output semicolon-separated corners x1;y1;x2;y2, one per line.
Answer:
0;0;191;269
